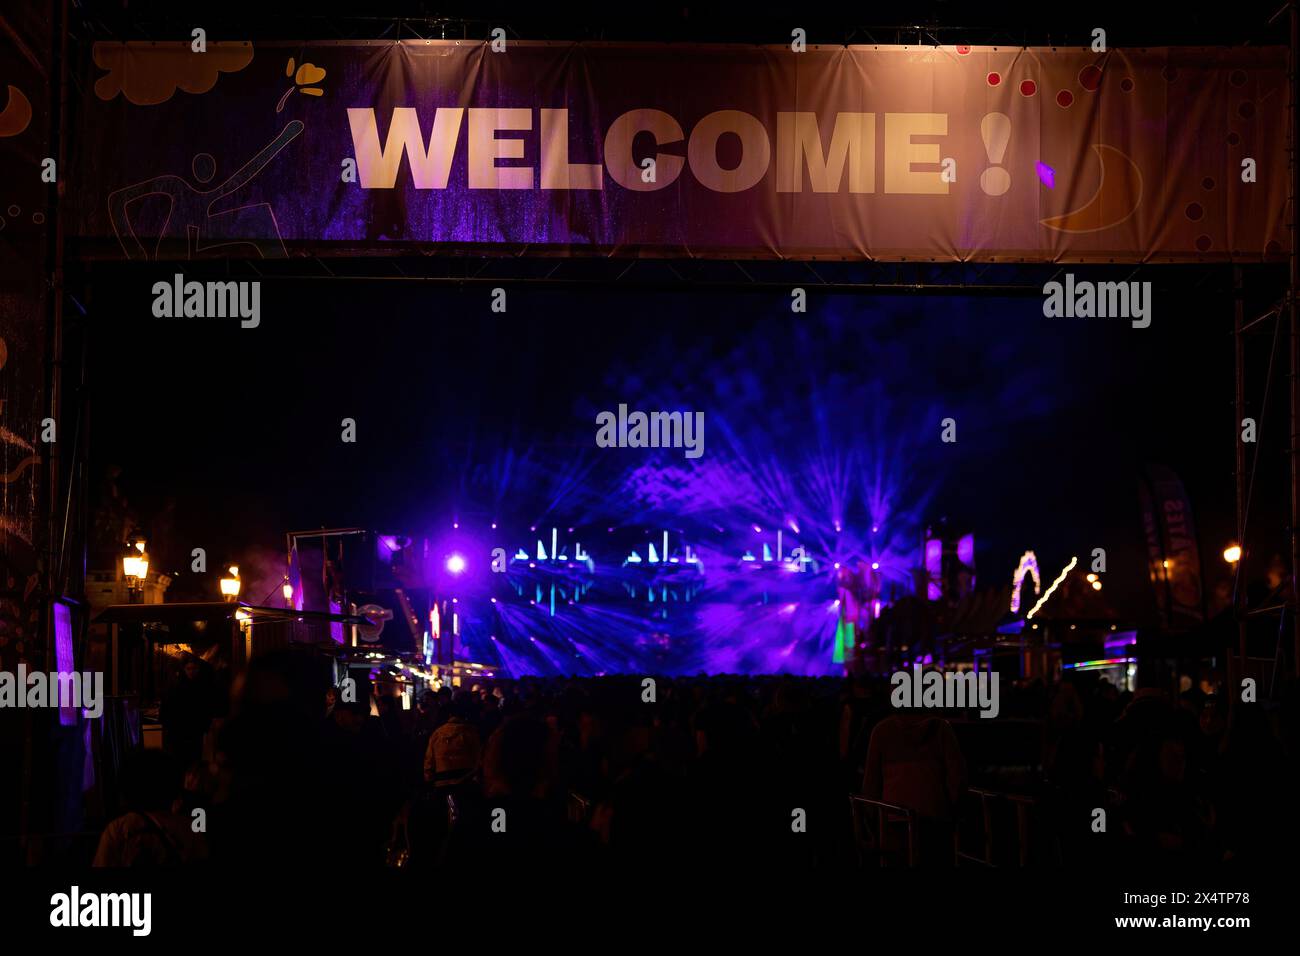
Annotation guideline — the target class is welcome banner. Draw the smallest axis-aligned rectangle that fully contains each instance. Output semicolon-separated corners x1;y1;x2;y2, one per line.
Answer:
71;40;1288;262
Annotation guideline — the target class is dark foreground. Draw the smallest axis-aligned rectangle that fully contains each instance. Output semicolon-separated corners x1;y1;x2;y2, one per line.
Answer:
64;652;1300;871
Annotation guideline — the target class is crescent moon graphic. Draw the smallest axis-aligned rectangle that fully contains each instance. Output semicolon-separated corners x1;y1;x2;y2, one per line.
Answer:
1040;144;1143;234
0;85;32;138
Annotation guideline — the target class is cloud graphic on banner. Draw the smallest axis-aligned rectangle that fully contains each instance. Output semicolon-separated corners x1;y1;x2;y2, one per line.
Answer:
0;85;32;137
1040;144;1143;233
93;41;254;105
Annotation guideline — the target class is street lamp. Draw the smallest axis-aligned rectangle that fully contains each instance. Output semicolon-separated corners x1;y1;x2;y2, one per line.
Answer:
220;565;241;602
122;538;150;603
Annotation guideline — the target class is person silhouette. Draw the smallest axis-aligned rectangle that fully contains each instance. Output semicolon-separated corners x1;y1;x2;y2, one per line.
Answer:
108;120;303;260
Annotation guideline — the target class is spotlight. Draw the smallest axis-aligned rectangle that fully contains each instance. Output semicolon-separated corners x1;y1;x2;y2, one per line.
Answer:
1223;544;1242;564
446;554;466;574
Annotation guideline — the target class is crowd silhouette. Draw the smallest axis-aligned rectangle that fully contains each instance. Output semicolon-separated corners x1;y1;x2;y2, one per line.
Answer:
92;650;1300;869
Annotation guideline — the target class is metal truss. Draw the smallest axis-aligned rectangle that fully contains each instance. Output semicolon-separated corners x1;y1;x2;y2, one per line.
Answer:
75;255;1282;300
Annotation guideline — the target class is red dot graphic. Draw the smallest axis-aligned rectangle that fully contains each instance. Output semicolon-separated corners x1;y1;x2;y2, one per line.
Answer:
1121;77;1134;92
1195;235;1213;252
1079;65;1103;91
957;45;971;55
1019;79;1037;96
1056;90;1074;108
1185;203;1204;221
987;72;1001;86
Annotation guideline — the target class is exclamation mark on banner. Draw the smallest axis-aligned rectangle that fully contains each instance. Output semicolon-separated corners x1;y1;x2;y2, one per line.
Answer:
979;112;1012;196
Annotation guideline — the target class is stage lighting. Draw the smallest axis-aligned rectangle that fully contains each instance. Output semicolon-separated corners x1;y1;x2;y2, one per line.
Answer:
446;554;466;574
1223;544;1242;564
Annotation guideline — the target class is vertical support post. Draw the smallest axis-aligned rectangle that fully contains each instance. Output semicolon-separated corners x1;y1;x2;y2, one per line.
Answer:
1291;3;1300;677
40;0;70;671
111;622;119;696
1234;266;1248;665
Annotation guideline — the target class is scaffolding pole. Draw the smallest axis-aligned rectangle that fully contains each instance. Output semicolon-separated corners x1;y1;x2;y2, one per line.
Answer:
1290;2;1300;676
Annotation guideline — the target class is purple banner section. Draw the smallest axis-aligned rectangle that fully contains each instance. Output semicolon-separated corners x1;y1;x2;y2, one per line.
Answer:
71;40;1288;262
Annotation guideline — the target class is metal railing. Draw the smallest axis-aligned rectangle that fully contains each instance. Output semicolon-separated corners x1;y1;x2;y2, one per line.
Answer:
848;795;918;867
567;791;594;826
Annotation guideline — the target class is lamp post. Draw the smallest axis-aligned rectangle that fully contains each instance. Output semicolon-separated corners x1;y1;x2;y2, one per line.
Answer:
119;536;149;700
220;565;241;603
122;537;149;604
